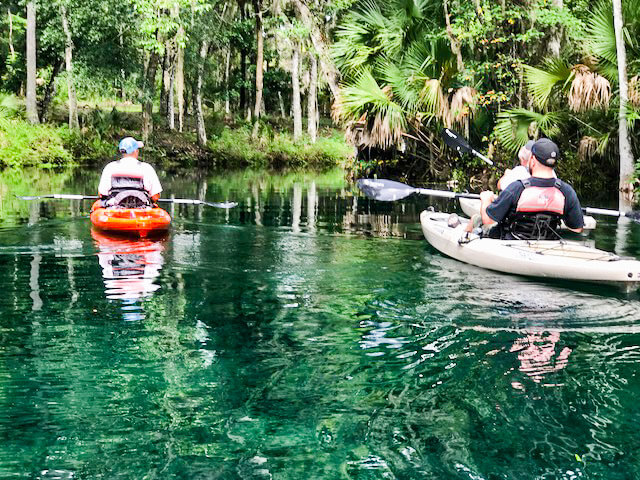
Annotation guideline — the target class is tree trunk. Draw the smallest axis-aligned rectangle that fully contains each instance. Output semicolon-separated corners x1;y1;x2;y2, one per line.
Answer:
196;39;209;146
176;38;185;131
224;47;231;117
119;24;126;101
142;50;159;143
8;8;15;58
547;0;563;57
307;53;318;143
238;0;247;114
40;61;62;123
60;5;79;129
278;91;285;118
167;56;176;130
613;0;634;199
160;49;168;115
291;0;340;100
252;0;264;138
443;0;464;72
292;41;302;141
25;2;38;124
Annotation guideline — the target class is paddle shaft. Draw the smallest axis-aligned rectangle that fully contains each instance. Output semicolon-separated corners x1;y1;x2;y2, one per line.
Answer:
16;194;236;208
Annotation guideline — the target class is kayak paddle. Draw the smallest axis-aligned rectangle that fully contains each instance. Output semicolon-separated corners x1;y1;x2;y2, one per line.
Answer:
356;179;481;201
441;128;493;166
16;194;238;209
356;178;640;221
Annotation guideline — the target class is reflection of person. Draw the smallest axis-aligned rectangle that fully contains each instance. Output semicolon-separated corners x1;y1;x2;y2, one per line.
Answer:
92;230;165;301
98;137;162;207
510;330;572;388
465;139;584;240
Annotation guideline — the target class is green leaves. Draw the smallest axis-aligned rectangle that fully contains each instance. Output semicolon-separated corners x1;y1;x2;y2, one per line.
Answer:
523;60;572;109
494;108;563;155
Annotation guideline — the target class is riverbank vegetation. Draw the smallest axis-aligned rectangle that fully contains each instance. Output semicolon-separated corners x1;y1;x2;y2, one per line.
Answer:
0;0;639;196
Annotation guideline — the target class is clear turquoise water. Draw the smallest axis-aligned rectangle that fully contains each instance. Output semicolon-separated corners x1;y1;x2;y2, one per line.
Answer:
1;168;640;479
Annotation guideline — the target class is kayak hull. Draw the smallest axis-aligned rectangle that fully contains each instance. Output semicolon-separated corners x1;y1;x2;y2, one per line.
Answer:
420;210;640;289
458;197;597;230
90;200;171;238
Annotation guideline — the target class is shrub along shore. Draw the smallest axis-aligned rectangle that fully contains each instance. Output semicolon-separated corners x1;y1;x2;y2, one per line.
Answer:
0;97;352;172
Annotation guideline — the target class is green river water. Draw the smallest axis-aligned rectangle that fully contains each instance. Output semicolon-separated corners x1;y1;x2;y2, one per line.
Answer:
1;167;640;479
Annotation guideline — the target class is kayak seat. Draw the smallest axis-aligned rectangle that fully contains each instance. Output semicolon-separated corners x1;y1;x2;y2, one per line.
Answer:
105;190;152;209
507;213;562;241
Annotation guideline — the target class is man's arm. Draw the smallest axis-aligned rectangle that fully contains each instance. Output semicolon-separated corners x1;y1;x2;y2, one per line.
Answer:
562;187;584;233
480;190;496;225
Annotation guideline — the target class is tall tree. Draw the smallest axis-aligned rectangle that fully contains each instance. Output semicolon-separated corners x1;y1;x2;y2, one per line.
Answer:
291;40;302;140
25;1;38;124
292;0;339;99
195;38;209;146
252;0;264;138
60;3;78;129
307;52;317;142
613;0;634;197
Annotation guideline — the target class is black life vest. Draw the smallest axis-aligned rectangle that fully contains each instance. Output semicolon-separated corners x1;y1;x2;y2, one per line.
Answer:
505;179;566;240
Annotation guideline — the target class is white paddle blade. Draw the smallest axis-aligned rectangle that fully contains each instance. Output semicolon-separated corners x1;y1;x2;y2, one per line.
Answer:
205;201;238;209
356;179;417;201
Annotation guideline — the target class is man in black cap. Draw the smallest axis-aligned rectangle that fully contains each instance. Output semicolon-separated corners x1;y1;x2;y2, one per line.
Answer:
474;138;584;240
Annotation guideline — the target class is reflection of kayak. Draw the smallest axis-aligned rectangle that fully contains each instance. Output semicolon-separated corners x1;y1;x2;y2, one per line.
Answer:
420;210;640;289
458;197;597;230
91;229;166;301
90;200;171;237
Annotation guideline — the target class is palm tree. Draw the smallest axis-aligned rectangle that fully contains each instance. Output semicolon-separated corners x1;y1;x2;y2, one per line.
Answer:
495;0;640;190
332;0;477;174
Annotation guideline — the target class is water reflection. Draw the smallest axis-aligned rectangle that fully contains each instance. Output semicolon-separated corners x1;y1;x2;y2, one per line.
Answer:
3;168;640;479
91;229;165;305
509;330;573;388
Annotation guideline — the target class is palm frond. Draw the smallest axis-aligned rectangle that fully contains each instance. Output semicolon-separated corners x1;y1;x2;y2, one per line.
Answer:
586;2;617;66
494;108;563;155
337;70;408;148
523;60;572;108
418;78;446;120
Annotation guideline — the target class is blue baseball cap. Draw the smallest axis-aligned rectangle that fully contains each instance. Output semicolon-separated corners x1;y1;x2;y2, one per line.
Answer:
118;137;144;154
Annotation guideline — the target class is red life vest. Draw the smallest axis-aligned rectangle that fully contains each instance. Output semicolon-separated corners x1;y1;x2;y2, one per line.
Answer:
515;179;565;215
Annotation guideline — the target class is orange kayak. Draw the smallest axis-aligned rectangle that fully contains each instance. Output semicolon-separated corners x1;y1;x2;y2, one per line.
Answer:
90;200;171;237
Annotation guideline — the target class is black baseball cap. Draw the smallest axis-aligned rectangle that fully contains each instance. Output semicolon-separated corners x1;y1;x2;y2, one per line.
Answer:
531;138;560;167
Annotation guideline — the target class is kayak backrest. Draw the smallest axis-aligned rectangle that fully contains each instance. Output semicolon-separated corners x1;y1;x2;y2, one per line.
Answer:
106;190;152;209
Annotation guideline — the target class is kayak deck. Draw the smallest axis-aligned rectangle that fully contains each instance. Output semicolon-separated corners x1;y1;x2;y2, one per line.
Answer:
420;210;640;289
90;200;171;238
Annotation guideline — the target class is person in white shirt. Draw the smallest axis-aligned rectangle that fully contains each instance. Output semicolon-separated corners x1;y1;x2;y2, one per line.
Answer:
497;140;535;190
98;137;162;206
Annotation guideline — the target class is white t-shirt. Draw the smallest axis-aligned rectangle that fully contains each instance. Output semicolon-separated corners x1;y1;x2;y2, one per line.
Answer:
499;165;557;190
498;165;531;190
98;156;162;197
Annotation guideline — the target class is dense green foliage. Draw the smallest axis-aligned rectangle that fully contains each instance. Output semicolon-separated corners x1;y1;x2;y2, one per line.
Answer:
333;0;640;190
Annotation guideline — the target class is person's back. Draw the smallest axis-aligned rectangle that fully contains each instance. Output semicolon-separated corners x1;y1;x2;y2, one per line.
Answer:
98;137;162;207
479;139;583;240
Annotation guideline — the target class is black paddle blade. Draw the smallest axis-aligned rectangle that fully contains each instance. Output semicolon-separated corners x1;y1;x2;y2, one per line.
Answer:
356;179;417;201
625;210;640;222
441;128;471;154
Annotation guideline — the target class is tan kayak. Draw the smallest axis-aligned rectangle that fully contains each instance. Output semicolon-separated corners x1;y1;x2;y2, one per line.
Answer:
420;210;640;290
458;197;597;230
